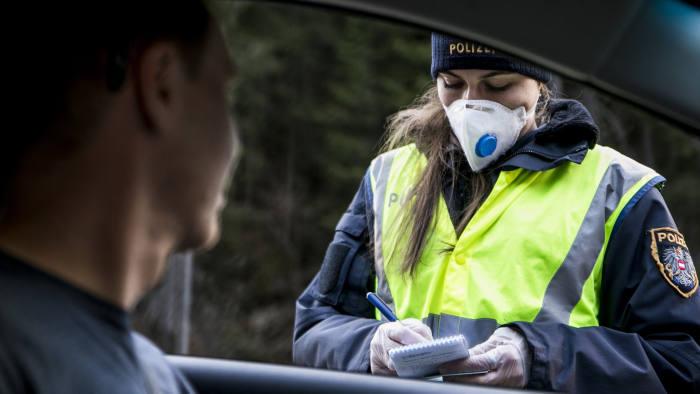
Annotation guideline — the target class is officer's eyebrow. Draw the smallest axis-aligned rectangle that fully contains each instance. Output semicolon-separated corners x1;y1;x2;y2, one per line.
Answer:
480;71;516;79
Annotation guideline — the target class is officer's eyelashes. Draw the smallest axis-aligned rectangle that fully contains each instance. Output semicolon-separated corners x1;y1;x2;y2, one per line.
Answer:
439;74;464;90
484;82;512;92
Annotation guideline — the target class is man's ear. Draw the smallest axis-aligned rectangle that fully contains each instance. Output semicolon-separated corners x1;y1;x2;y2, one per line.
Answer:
132;42;185;135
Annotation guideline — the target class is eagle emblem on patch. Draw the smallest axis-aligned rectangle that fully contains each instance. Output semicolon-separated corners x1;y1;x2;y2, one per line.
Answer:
650;227;698;298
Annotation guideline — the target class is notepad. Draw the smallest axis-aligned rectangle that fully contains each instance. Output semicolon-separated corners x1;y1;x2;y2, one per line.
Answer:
388;335;469;378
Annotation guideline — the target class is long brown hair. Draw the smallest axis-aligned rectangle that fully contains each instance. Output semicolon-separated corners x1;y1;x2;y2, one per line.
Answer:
381;82;551;276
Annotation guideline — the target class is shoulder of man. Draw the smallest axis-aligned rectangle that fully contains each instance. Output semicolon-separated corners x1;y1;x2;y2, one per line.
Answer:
132;332;196;394
0;327;25;393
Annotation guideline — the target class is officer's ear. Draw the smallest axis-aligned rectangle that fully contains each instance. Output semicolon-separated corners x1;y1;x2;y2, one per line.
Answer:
132;41;188;135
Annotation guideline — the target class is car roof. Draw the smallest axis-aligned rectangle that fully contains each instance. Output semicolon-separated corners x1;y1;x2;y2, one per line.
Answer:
295;0;700;137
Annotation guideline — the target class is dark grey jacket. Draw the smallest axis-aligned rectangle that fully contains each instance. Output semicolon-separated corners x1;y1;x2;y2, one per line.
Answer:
293;100;700;393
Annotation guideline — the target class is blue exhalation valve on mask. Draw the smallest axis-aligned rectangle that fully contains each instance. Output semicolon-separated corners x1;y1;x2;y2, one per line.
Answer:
475;134;498;157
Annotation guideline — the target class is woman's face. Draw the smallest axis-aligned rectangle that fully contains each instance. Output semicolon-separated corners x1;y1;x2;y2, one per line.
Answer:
437;69;541;132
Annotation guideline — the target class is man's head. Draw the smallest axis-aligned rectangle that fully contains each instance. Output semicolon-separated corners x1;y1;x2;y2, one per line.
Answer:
5;1;239;253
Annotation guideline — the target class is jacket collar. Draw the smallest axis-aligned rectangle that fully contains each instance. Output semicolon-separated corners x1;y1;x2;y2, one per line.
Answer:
494;99;599;172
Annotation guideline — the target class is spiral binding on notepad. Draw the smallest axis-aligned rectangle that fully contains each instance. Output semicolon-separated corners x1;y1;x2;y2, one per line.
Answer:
389;335;466;355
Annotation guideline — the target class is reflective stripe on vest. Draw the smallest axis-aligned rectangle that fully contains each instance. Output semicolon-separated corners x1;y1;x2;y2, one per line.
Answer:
369;144;662;343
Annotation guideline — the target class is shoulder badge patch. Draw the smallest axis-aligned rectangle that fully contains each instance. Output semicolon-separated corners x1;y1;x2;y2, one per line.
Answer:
650;227;698;298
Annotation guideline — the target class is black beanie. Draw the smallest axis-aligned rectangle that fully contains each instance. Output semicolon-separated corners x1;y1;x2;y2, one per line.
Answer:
431;33;551;82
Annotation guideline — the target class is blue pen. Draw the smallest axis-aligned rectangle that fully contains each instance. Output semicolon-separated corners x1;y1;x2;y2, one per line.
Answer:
366;292;400;322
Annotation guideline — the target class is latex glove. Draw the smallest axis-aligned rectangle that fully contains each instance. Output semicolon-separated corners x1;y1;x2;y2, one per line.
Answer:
439;327;531;388
369;318;432;375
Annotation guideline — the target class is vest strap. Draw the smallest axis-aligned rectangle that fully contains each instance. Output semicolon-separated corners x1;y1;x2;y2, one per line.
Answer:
535;161;659;323
370;150;400;318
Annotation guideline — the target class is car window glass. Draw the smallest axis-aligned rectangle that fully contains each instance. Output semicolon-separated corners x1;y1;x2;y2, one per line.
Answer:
133;0;700;363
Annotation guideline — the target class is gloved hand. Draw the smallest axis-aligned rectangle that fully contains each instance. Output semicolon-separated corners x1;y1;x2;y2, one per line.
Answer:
369;318;432;375
439;327;531;388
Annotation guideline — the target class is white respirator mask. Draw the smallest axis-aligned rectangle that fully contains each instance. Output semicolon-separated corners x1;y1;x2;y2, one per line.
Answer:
444;99;537;172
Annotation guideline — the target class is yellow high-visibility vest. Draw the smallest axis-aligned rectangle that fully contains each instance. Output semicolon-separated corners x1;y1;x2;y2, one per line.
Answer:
369;144;662;344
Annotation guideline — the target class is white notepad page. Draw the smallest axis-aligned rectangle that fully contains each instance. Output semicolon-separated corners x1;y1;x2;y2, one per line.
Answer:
388;334;469;378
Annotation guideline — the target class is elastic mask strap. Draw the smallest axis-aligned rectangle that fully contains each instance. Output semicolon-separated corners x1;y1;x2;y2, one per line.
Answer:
525;95;541;118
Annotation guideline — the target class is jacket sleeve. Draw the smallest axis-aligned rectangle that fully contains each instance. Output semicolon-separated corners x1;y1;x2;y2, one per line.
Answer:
293;171;381;372
510;187;700;393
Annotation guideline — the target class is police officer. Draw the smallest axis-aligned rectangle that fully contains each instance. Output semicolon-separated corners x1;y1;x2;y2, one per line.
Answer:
293;33;700;393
